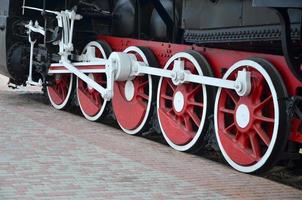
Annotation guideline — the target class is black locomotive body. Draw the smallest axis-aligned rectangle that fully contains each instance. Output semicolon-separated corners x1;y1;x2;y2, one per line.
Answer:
1;0;301;84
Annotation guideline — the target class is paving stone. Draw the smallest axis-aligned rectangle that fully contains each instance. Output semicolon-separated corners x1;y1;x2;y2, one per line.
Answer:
0;85;302;199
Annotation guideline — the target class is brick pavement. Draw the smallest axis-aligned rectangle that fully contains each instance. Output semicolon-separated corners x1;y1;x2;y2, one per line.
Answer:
0;78;302;199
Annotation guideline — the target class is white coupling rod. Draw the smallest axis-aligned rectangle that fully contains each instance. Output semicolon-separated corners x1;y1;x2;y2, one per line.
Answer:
137;65;237;90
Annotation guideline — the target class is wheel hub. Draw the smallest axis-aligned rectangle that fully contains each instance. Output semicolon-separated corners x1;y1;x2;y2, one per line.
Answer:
173;91;185;113
235;104;250;129
124;80;135;101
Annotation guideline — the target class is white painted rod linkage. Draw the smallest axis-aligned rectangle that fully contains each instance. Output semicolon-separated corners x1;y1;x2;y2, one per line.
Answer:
48;69;106;74
22;6;59;15
137;64;237;90
49;60;108;74
138;65;175;79
185;74;236;90
51;60;108;67
61;61;107;97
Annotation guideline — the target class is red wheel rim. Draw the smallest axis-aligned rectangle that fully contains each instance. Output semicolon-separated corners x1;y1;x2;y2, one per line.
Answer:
112;51;151;133
158;56;206;146
217;66;276;166
77;74;107;117
47;74;72;107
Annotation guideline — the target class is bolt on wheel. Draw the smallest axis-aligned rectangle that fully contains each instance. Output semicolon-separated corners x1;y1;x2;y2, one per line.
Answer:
112;46;159;135
77;41;112;121
47;73;74;110
157;50;214;152
214;59;289;173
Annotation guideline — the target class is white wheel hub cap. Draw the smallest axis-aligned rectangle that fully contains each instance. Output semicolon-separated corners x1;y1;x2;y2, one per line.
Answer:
125;80;135;101
173;91;185;113
236;104;250;128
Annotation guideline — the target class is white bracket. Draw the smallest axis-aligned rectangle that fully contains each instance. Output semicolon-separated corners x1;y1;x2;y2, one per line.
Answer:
25;20;44;87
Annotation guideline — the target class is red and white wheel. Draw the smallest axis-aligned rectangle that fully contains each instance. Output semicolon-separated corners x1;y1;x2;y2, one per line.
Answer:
157;50;213;152
112;46;158;135
77;41;112;121
47;73;74;110
214;59;289;173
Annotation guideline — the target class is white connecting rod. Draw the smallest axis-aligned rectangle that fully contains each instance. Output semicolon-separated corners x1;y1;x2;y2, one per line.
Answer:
61;60;108;98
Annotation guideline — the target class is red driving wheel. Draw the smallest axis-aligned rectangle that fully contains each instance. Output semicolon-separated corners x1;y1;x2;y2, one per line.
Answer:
214;58;289;173
112;46;158;135
77;41;112;121
157;50;213;152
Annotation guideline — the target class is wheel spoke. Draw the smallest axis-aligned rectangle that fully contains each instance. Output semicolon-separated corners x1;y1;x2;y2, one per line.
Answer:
254;115;275;123
255;95;272;110
98;78;107;86
252;75;265;101
167;108;174;115
225;89;239;104
138;79;149;88
236;131;249;148
117;83;127;99
188;100;203;107
86;91;100;108
253;124;271;146
183;114;193;131
184;60;195;72
161;94;173;101
60;84;67;100
235;130;241;140
92;91;102;106
225;123;235;133
167;80;176;92
254;84;264;101
249;133;262;160
137;92;149;100
187;109;201;126
188;85;202;96
176;115;182;125
219;107;235;115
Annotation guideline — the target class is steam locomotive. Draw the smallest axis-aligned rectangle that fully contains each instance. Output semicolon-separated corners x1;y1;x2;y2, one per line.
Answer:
0;0;301;173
